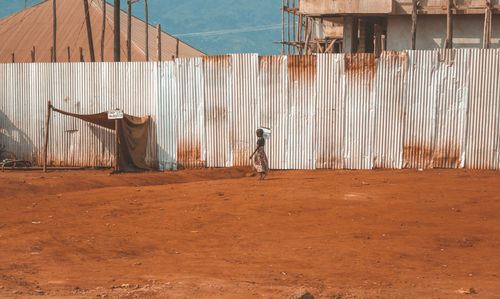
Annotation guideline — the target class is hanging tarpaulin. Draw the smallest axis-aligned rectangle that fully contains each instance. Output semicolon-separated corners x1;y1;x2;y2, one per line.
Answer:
50;106;151;172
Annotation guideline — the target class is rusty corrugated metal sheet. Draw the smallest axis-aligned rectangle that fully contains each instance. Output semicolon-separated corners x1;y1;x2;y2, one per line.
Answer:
258;55;289;169
465;49;500;169
175;57;205;169
287;55;317;169
2;50;500;170
373;51;408;169
203;55;232;168
344;53;377;169
231;54;259;167
316;54;345;169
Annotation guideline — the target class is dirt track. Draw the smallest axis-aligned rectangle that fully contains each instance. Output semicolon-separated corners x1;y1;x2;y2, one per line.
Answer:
0;168;499;298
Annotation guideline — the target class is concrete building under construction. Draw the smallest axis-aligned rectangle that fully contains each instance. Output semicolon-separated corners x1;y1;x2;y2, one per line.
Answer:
280;0;500;54
0;0;205;63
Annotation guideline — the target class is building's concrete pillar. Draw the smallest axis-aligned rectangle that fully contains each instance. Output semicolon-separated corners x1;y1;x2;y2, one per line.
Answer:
343;16;358;53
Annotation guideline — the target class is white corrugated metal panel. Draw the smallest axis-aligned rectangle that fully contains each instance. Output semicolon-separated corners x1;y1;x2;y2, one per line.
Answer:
316;54;345;169
287;55;317;169
157;61;177;171
432;49;470;169
344;53;377;169
465;49;500;169
203;56;232;168
231;54;259;167
373;51;408;169
258;56;289;170
403;50;436;169
175;57;205;169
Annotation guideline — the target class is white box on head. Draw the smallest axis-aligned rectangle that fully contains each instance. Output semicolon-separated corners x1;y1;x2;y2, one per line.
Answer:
259;127;271;140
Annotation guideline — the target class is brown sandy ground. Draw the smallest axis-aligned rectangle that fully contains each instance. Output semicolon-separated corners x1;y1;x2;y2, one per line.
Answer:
0;168;499;298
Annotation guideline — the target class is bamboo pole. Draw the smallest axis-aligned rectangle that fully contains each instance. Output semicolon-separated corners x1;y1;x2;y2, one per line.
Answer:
157;24;162;61
444;0;453;49
52;0;57;62
483;0;492;49
67;46;71;62
31;46;36;62
50;47;54;62
303;18;311;55
325;39;336;53
298;14;303;55
175;38;179;58
127;0;132;61
113;0;120;61
43;101;52;173
144;0;149;61
101;0;106;62
411;0;418;50
83;0;95;62
80;47;84;62
11;53;14;63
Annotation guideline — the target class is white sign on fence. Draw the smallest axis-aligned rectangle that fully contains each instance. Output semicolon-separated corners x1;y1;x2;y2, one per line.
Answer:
108;109;124;119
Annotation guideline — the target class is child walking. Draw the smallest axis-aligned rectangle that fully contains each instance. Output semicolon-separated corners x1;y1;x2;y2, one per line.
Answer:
250;129;269;180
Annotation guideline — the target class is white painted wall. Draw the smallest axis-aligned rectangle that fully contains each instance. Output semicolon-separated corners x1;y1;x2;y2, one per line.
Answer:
387;15;500;50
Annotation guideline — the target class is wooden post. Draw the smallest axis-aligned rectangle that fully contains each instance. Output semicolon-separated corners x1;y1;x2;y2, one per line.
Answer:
31;46;36;62
303;18;311;55
325;39;336;53
157;24;162;61
444;0;453;49
83;0;95;62
315;40;324;53
374;24;382;57
144;0;149;61
281;0;285;55
483;0;492;49
50;47;54;62
80;47;84;62
101;0;106;61
113;0;120;61
298;14;303;55
52;0;57;62
127;0;132;61
43;101;52;173
381;34;386;52
292;0;296;55
411;0;418;50
67;46;71;62
114;119;119;172
286;0;290;55
11;53;14;63
175;38;179;58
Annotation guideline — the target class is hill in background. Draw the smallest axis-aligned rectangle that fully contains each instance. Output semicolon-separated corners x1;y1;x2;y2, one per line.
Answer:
0;0;282;55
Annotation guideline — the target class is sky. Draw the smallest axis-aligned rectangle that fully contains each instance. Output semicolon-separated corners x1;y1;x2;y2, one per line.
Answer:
0;0;283;55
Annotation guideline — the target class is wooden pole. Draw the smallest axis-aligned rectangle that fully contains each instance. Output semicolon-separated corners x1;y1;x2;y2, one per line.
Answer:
144;0;149;61
11;53;14;63
281;0;285;55
100;0;106;62
286;0;290;55
52;0;57;62
31;46;36;62
43;101;52;173
67;46;71;62
444;0;453;49
127;0;132;61
303;18;311;55
113;0;120;61
298;14;303;55
315;40;324;53
83;0;95;62
80;47;84;62
50;47;54;62
114;119;119;172
157;24;162;61
483;0;492;49
175;38;179;58
292;0;296;54
411;0;418;50
325;39;336;53
381;34;386;52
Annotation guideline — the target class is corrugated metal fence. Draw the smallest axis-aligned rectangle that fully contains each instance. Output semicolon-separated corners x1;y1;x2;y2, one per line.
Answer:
1;49;499;170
